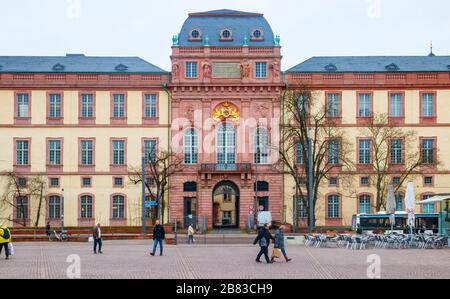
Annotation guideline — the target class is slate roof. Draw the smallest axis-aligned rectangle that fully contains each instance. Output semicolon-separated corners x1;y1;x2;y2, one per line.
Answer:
179;9;275;47
286;56;450;73
0;54;168;73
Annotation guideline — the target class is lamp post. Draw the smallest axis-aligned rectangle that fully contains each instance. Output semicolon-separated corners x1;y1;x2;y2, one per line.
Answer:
307;128;314;233
141;156;147;236
61;188;65;233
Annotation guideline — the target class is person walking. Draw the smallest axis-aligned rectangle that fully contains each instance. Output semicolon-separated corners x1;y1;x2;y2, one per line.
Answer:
93;223;103;254
151;220;165;256
45;222;51;238
187;223;195;244
253;223;274;264
0;225;12;260
271;225;292;263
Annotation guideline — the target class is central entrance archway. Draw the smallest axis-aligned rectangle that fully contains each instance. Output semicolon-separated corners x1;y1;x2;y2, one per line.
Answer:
212;180;240;228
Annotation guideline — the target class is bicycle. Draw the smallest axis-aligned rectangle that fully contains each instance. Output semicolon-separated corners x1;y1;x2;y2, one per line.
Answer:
49;230;69;242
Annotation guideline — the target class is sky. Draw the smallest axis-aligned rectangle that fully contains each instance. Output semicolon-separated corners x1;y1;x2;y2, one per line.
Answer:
0;0;449;71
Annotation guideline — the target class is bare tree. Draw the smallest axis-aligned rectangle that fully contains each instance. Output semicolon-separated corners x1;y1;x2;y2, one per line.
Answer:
359;113;436;211
128;146;183;224
0;172;47;227
278;86;354;227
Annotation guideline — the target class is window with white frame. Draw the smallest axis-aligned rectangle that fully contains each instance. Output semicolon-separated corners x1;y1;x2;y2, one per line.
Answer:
389;93;403;117
421;139;435;164
184;128;198;164
144;140;157;163
422;194;435;213
80;195;93;218
112;195;125;219
297;196;307;218
48;140;61;165
112;94;125;118
254;128;269;164
112;140;125;165
81;140;93;165
48;94;62;118
16;93;29;118
296;142;304;165
48;195;61;219
16;140;29;165
16;196;28;220
327;93;341;117
395;194;403;211
217;123;236;167
359;139;371;164
358;93;372;117
255;62;267;78
390;139;403;164
359;195;371;214
144;94;157;118
185;62;198;78
328;139;340;165
81;94;94;118
327;195;340;218
421;93;435;117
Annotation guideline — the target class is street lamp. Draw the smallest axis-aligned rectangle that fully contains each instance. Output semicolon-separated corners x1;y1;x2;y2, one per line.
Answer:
307;128;314;233
141;156;147;236
61;188;65;233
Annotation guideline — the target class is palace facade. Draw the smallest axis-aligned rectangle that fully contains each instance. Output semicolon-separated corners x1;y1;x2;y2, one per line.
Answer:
1;9;449;230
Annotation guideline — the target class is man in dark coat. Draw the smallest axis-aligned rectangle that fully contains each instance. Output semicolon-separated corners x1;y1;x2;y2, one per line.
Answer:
151;219;165;256
253;223;275;264
93;223;103;254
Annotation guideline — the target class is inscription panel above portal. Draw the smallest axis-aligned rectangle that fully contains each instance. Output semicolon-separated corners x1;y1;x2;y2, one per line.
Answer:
212;62;241;79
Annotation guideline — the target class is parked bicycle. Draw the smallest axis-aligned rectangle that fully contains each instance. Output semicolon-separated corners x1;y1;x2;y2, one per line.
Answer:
49;230;69;242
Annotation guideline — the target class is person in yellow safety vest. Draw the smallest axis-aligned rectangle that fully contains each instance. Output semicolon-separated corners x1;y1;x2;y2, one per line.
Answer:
0;226;12;260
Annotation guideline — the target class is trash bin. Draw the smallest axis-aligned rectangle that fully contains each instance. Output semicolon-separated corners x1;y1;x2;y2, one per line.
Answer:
447;236;450;248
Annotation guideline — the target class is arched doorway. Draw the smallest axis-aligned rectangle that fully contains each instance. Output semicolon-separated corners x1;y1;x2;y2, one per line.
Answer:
212;180;240;228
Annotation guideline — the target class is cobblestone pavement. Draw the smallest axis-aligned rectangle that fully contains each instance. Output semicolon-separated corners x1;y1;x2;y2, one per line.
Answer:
0;241;449;279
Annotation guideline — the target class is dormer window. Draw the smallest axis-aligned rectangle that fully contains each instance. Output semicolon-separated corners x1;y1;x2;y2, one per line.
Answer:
189;29;202;41
220;29;233;41
115;64;128;72
52;63;65;72
447;65;450;70
385;63;400;71
324;64;337;72
251;29;264;41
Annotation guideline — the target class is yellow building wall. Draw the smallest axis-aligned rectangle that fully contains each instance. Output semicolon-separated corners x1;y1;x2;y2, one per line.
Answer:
0;88;170;227
283;89;450;228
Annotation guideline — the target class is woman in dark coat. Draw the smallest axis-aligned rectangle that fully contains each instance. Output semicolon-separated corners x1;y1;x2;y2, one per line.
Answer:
253;223;275;264
271;225;292;263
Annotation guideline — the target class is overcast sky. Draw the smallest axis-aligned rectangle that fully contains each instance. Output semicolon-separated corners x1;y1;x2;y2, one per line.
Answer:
0;0;449;71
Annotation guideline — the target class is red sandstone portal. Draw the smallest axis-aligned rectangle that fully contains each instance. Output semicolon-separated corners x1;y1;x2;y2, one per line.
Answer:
169;10;284;229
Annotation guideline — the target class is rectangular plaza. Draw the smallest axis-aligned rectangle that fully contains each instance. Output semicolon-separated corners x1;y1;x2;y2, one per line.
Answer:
1;240;448;279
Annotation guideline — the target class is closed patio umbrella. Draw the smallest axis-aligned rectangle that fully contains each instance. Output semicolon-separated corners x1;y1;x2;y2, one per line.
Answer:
386;184;396;232
405;182;416;235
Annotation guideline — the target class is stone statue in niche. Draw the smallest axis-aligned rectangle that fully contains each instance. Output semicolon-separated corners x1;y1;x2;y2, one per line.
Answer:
240;62;251;78
172;63;179;79
271;61;280;78
202;62;212;78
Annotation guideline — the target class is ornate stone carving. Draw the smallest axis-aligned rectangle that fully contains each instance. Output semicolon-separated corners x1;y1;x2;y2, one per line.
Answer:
212;102;240;122
240;62;251;78
184;104;195;120
256;104;269;118
271;61;281;78
202;62;212;78
172;63;179;79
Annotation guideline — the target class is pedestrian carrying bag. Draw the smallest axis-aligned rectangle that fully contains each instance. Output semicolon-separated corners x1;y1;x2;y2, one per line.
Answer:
272;248;282;258
8;243;14;256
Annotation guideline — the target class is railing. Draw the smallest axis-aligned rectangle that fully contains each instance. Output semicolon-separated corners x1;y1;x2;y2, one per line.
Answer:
200;163;252;172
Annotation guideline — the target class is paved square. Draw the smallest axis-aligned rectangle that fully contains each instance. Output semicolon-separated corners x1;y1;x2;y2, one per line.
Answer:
0;241;449;279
